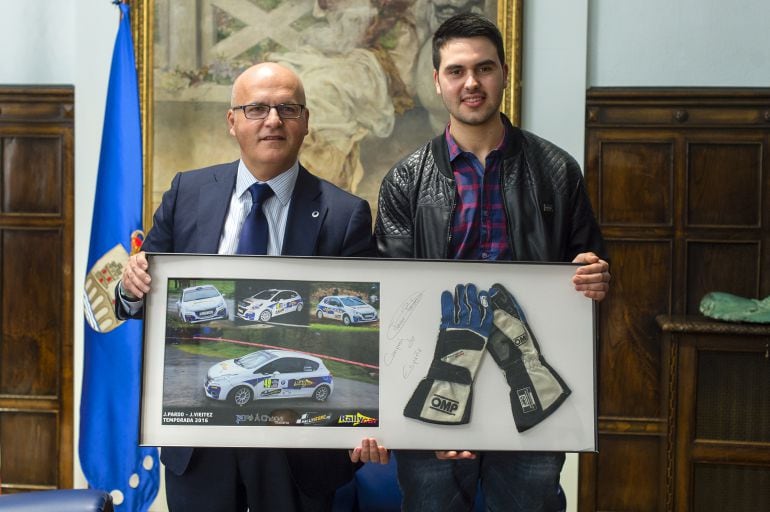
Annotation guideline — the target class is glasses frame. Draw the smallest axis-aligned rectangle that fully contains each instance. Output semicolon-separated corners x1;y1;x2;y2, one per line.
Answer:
232;103;306;120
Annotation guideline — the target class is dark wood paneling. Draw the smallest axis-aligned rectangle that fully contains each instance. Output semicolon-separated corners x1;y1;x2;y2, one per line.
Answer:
0;86;73;491
599;240;671;418
685;241;760;315
594;434;662;511
0;411;58;486
1;229;62;396
582;88;770;511
686;142;762;227
598;141;673;226
1;137;62;215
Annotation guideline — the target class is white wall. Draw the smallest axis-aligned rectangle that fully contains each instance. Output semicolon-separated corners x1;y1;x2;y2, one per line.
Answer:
588;0;770;86
521;0;588;166
0;0;76;83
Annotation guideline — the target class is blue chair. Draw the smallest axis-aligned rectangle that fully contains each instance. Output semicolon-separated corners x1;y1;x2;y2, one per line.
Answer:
354;456;403;512
333;456;401;512
0;489;113;511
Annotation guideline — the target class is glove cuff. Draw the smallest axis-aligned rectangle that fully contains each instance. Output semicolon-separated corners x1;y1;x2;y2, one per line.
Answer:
403;378;473;425
505;359;571;432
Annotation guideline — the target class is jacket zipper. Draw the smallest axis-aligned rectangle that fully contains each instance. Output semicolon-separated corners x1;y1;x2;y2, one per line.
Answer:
499;159;516;259
445;181;457;259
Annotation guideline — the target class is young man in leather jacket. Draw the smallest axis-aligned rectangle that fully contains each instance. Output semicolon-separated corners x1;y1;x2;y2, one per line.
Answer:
375;12;611;512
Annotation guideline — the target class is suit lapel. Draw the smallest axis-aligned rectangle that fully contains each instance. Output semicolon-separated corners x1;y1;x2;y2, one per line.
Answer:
197;161;238;253
282;166;326;256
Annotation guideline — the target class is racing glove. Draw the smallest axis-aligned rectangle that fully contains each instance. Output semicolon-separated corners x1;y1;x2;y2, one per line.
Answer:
404;284;492;425
488;283;570;432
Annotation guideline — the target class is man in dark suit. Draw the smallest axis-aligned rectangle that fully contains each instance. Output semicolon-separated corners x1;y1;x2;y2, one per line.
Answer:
118;62;387;512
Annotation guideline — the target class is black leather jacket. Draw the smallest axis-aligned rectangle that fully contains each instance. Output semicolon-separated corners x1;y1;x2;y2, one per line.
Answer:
375;115;605;261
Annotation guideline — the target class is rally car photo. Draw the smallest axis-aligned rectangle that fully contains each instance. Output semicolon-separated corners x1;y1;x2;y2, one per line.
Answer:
204;349;334;406
176;284;228;323
236;289;303;322
315;295;378;325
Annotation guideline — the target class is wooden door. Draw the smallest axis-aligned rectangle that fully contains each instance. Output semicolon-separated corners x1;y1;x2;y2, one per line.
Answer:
0;86;74;492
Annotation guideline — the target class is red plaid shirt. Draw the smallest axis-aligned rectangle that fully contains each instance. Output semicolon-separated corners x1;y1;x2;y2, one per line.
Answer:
446;125;512;261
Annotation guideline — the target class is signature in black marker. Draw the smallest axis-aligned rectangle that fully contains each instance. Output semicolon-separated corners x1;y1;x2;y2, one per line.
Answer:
387;291;423;339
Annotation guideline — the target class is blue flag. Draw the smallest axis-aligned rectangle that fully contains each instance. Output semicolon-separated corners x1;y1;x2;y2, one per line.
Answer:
80;3;159;510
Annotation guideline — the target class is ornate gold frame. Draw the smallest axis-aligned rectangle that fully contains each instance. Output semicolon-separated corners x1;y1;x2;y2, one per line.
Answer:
129;0;522;227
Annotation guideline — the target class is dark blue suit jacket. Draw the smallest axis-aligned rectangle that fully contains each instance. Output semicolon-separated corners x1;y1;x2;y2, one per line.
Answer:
139;160;374;497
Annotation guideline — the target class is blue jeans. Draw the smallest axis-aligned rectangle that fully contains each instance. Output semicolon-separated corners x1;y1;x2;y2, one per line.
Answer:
396;450;565;512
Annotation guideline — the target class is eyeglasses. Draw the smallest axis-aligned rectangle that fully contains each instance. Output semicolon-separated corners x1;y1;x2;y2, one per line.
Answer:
232;103;305;120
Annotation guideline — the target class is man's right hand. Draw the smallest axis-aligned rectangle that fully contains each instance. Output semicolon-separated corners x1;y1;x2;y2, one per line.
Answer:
121;251;152;299
435;450;477;460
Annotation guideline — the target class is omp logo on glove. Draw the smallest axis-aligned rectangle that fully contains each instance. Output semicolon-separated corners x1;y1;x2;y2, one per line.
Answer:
512;333;528;347
429;394;460;415
516;387;537;413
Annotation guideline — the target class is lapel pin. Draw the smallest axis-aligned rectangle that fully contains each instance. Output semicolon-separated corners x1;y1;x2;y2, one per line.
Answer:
312;211;320;218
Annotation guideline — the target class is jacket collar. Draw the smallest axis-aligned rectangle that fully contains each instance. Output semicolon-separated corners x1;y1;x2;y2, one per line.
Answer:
281;165;326;255
197;160;239;253
431;113;523;179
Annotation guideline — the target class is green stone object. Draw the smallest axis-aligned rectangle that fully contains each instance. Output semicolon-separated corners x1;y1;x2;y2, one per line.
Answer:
699;292;770;324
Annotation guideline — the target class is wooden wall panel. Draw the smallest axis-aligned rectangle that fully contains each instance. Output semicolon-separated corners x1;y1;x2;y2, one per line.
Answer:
685;241;760;314
686;142;761;227
582;88;770;511
1;137;62;215
0;86;73;491
599;240;671;418
1;229;62;396
594;435;662;512
0;411;58;485
598;141;673;226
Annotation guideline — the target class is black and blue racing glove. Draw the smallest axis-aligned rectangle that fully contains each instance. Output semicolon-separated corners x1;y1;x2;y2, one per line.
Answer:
404;284;492;425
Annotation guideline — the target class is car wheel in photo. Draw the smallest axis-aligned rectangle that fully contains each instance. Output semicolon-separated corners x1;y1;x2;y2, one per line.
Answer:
297;302;303;312
316;310;324;320
312;385;331;402
342;314;351;326
258;310;272;323
230;385;253;407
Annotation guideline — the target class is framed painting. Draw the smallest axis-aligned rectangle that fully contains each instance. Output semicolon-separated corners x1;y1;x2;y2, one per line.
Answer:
140;254;596;450
129;0;523;227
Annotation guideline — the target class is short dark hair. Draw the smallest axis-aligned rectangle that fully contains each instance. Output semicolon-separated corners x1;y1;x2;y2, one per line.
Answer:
432;12;506;70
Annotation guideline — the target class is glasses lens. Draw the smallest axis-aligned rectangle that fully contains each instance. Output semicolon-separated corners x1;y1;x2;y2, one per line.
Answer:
277;104;302;118
243;104;270;119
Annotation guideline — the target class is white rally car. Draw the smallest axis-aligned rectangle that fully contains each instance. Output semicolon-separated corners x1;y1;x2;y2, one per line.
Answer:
176;285;228;323
236;289;303;322
315;295;378;325
204;349;334;406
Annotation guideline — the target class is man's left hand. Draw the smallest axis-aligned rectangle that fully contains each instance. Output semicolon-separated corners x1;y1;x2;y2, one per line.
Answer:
349;438;389;464
572;252;611;301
